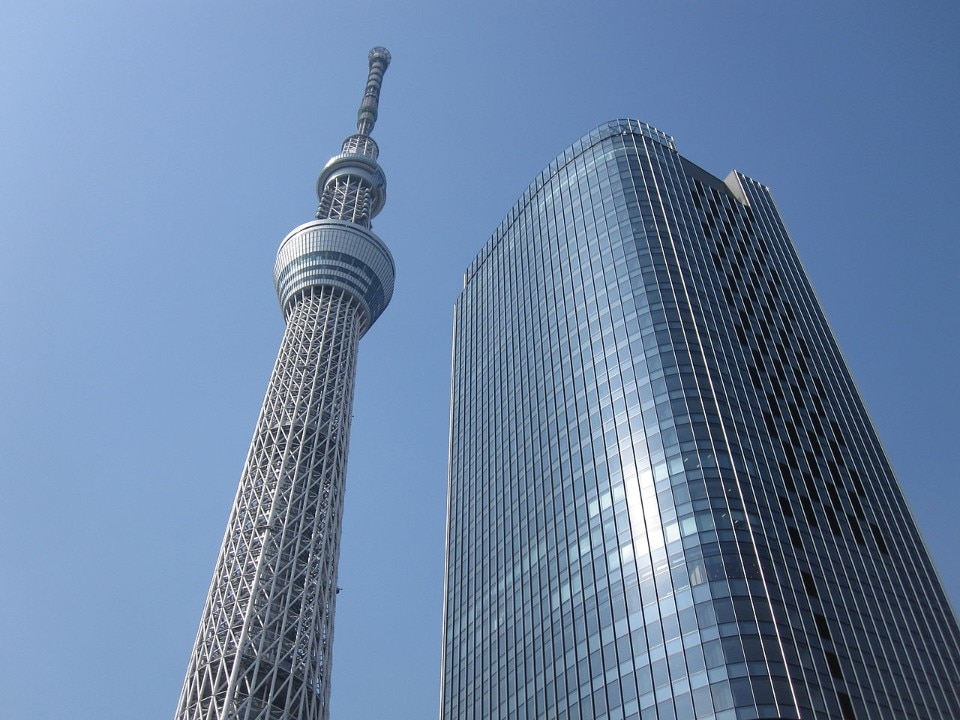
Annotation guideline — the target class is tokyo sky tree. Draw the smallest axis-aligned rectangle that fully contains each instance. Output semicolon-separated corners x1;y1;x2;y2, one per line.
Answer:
174;47;394;720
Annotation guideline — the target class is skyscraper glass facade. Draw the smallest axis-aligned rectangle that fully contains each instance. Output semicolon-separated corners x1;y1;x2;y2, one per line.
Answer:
442;119;960;720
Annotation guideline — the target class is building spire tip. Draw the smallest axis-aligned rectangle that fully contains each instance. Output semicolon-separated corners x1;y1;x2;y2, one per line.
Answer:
357;47;390;136
369;46;391;67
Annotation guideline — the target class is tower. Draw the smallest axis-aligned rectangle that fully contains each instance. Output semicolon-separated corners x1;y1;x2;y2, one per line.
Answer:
442;120;960;719
175;48;394;720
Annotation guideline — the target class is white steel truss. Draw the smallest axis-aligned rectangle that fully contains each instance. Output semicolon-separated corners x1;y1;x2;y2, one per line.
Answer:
316;175;372;227
175;287;364;720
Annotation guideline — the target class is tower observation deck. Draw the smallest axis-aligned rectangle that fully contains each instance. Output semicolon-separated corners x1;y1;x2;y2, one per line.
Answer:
174;47;394;720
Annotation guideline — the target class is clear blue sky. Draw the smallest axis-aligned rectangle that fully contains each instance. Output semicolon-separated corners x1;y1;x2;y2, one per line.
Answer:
1;2;957;718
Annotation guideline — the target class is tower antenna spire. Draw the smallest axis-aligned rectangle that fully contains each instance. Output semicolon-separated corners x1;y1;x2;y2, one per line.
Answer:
357;46;391;136
315;47;391;226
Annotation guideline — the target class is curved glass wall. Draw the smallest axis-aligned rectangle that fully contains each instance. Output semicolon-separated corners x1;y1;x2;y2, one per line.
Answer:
442;120;960;720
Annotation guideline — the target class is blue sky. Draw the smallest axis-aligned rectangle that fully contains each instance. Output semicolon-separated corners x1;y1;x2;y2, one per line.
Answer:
1;2;957;718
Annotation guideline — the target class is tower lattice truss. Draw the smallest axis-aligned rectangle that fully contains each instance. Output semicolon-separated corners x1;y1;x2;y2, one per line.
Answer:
177;289;362;720
174;47;394;720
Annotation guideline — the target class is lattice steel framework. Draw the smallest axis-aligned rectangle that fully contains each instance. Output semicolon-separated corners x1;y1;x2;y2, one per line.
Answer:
175;47;394;720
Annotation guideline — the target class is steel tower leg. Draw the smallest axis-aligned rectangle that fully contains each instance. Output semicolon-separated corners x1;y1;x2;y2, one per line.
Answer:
175;288;363;720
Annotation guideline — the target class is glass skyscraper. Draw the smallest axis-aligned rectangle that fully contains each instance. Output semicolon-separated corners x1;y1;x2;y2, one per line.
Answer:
442;119;960;720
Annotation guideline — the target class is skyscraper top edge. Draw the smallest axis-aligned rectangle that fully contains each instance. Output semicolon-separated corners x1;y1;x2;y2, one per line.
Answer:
462;119;734;291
